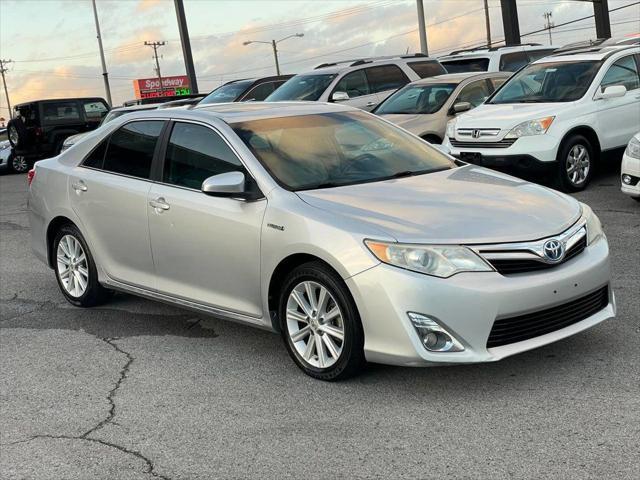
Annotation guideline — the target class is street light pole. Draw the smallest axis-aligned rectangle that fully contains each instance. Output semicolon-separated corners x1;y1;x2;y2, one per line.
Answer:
416;0;428;55
243;33;304;75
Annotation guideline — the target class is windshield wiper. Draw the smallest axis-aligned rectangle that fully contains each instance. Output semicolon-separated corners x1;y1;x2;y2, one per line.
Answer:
390;170;416;179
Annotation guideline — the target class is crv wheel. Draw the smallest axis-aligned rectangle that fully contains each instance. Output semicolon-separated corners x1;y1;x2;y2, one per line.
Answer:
279;262;365;381
556;134;594;192
53;224;111;307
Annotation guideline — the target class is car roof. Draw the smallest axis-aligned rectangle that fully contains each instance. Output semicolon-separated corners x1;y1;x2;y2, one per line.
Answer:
301;55;439;75
111;104;158;112
14;97;106;108
534;45;639;63
440;44;553;60
410;71;509;85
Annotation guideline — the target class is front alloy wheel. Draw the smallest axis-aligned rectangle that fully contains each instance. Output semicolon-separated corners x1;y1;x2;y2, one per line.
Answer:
556;134;594;192
10;155;28;174
565;144;590;188
56;234;89;298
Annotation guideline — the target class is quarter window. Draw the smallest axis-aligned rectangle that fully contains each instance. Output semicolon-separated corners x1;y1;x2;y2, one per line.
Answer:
334;70;370;98
42;101;80;124
83;140;108;169
163;122;243;190
600;55;640;91
366;65;410;93
407;61;446;78
102;121;164;179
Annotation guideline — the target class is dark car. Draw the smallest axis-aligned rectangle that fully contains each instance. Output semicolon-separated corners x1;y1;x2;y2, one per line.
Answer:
7;97;109;173
198;75;293;105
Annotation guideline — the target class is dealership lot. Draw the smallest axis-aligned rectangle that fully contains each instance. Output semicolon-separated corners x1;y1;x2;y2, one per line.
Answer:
0;161;638;479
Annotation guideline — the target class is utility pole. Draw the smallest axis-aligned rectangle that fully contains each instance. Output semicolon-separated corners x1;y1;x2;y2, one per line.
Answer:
243;34;304;75
483;0;492;48
543;11;554;46
174;0;198;94
91;0;112;106
144;41;166;96
500;0;521;46
0;59;12;119
416;0;429;55
593;0;611;39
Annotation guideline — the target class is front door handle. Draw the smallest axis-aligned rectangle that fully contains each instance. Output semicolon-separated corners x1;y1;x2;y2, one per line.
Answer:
71;180;87;193
149;197;170;212
366;101;376;107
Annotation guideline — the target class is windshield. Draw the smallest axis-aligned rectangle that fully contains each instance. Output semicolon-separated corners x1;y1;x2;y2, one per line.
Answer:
199;80;253;104
376;83;456;114
232;111;454;190
490;60;600;103
266;74;337;101
441;58;489;73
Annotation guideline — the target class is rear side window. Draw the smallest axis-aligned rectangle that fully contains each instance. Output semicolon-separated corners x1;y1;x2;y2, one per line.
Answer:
366;65;410;93
242;82;276;101
499;51;529;72
407;61;446;78
600;55;640;91
334;70;370;98
527;49;555;63
441;58;489;73
83;101;109;122
42;101;80;124
82;140;108;168
163;122;243;190
102;121;164;179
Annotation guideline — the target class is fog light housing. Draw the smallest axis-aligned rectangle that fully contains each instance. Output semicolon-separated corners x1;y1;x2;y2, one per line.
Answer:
408;312;464;352
622;174;632;185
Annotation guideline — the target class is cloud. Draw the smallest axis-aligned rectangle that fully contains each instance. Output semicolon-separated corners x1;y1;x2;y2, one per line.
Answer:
137;0;163;12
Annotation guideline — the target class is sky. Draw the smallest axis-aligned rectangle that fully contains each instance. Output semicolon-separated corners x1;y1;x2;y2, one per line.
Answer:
0;0;639;114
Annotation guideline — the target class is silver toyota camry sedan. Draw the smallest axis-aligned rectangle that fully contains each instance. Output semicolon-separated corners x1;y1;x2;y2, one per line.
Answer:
28;102;615;380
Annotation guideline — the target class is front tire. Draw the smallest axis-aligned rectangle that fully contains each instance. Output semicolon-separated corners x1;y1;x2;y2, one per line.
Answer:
556;134;594;192
53;224;111;307
8;153;29;174
278;262;365;381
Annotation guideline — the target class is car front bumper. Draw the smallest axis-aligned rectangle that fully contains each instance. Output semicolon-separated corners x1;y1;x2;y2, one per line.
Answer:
621;151;640;198
347;236;613;366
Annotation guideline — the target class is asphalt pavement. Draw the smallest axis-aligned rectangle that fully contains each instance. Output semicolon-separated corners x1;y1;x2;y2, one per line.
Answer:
0;162;638;479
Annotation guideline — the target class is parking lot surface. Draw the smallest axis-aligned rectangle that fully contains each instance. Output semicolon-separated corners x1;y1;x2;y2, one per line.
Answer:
1;163;638;480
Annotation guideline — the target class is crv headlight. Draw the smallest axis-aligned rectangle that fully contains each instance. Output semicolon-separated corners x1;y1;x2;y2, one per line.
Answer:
365;240;493;278
446;118;457;138
505;116;554;139
625;135;640;160
582;203;604;245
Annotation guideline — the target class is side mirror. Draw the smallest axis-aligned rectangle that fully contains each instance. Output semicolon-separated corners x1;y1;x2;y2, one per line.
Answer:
597;85;627;99
202;171;261;200
451;101;472;114
331;91;350;102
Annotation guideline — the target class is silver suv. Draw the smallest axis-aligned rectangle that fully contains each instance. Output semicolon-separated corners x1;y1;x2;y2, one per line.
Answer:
265;54;446;111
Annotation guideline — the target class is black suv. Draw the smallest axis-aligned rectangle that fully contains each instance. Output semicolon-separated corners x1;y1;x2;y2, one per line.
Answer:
7;97;109;173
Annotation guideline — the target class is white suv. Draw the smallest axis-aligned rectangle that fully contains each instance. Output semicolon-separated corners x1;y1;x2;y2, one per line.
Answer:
439;44;556;73
265;55;446;111
443;45;640;191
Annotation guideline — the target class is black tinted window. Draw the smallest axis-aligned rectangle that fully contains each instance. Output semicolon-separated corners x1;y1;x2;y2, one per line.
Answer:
42;101;80;124
441;58;489;73
366;65;410;93
83;140;108;168
164;123;242;189
103;121;164;179
334;70;370;98
407;61;446;78
499;51;529;72
242;82;276;101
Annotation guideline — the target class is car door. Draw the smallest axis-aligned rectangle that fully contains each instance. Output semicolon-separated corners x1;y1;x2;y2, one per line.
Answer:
147;120;266;317
365;64;411;106
595;54;640;150
68;120;165;288
331;69;379;111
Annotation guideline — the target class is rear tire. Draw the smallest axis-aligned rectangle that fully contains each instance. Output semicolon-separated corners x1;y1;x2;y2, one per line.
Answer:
53;224;111;307
555;134;594;192
278;261;365;381
8;153;29;174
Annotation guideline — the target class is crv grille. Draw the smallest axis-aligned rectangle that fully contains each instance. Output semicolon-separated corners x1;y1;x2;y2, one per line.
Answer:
486;286;609;348
449;138;517;149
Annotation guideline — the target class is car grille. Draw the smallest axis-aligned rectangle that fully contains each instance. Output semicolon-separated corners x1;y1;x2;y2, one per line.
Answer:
449;138;517;149
486;285;609;348
487;235;588;275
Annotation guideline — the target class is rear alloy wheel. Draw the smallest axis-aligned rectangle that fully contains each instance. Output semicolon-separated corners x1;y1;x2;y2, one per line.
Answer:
9;154;28;174
556;135;593;192
279;262;365;381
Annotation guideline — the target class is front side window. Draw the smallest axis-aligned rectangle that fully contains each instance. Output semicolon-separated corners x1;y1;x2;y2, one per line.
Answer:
333;70;370;98
441;58;489;73
242;82;276;101
102;121;164;179
489;61;601;103
163;123;243;190
366;65;410;93
456;79;491;107
42;101;80;124
407;61;446;78
83;101;109;121
232;111;454;191
600;55;639;92
499;51;529;72
199;80;254;104
266;74;338;101
375;83;456;114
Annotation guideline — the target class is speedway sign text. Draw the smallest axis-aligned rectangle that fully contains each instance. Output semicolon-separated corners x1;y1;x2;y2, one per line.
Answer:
133;75;191;99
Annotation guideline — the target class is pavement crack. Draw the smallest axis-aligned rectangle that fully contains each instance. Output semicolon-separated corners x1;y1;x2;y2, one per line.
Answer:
1;435;172;480
80;337;133;438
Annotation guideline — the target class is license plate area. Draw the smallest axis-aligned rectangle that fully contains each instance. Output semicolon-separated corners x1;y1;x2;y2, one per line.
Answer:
460;152;482;164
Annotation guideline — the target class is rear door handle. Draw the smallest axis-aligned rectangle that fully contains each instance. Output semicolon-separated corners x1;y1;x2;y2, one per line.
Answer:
71;180;87;192
149;197;170;212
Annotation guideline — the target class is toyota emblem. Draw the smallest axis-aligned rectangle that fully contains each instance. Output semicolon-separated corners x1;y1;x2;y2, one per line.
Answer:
543;239;564;262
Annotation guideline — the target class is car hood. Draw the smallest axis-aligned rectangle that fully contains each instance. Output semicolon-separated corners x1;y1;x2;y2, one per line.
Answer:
455;102;574;129
297;166;581;244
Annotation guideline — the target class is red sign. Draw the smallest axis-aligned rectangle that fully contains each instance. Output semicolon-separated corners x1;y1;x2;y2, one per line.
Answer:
133;75;191;99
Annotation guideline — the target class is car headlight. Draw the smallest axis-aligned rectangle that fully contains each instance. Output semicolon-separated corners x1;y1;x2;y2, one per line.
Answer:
446;118;457;139
505;116;554;139
625;135;640;159
365;240;493;278
582;203;604;245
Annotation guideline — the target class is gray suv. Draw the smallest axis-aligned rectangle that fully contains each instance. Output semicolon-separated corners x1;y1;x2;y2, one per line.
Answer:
266;54;446;111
